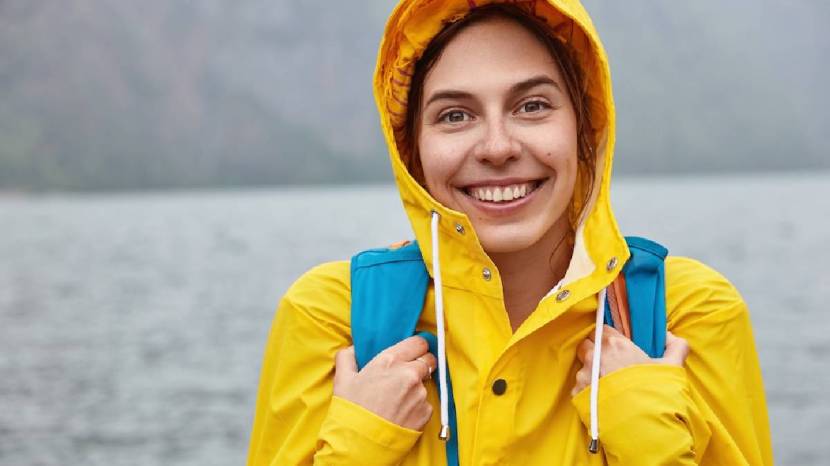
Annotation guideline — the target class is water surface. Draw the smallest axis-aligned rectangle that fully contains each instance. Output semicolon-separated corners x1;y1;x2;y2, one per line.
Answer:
1;174;827;465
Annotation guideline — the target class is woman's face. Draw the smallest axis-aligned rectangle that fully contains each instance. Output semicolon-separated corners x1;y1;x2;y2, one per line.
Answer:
417;17;578;255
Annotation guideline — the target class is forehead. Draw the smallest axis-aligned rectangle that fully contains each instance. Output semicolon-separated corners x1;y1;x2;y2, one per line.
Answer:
423;17;563;94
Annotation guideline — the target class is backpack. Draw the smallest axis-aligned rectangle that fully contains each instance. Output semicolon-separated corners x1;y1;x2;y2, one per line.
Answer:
350;236;668;466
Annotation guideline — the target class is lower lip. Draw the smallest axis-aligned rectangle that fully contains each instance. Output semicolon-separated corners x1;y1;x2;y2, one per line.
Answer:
461;181;545;217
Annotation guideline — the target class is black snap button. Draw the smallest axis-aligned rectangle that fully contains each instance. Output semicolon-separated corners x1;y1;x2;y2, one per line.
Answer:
492;379;507;395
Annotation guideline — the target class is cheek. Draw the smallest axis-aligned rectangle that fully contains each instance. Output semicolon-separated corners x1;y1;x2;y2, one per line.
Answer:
418;133;468;195
534;126;579;173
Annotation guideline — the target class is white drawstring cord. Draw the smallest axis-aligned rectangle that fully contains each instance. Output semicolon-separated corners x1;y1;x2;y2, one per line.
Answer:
588;287;607;453
431;211;451;441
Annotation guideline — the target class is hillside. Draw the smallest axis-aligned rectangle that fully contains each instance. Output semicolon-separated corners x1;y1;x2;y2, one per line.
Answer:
0;0;826;190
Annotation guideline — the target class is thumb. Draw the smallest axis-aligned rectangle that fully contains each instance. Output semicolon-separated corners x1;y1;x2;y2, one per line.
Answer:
660;331;689;366
334;346;358;382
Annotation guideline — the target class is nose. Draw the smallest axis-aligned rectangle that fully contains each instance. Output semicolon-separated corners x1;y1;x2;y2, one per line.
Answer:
474;119;519;166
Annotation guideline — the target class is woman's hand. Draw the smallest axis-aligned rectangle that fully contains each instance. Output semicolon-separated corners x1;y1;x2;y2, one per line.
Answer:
333;336;437;431
571;326;689;396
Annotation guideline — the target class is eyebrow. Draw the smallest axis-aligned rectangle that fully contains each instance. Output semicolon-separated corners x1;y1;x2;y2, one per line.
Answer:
424;75;563;108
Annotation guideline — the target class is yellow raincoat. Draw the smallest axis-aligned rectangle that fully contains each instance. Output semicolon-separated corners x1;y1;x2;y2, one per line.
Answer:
248;1;773;464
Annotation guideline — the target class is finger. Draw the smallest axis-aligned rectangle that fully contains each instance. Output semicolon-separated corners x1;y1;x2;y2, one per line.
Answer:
405;357;434;381
665;334;689;362
602;324;624;340
588;323;619;342
661;332;690;366
382;335;430;362
419;352;437;372
576;339;594;363
405;353;437;380
420;401;434;424
664;331;687;351
575;367;590;387
571;367;590;396
334;346;358;383
666;330;681;343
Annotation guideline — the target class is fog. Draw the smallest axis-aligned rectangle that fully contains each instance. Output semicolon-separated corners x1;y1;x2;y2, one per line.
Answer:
0;0;826;189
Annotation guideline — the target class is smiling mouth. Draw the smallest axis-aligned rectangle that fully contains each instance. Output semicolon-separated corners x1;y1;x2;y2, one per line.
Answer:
462;179;546;203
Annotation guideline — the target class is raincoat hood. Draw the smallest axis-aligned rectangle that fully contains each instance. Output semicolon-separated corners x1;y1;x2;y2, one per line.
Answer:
373;0;628;301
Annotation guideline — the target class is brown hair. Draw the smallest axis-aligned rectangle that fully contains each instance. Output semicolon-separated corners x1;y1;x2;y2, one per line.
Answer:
401;3;595;231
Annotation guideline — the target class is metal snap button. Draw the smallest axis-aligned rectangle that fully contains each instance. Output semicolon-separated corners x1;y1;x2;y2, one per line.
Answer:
606;256;618;272
556;290;571;302
482;267;492;281
455;223;465;234
492;379;507;395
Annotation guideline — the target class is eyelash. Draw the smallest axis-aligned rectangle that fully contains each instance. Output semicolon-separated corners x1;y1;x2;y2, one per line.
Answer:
436;99;552;124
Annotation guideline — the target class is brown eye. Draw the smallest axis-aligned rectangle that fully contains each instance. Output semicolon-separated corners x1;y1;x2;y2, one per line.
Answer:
439;110;470;124
520;101;548;113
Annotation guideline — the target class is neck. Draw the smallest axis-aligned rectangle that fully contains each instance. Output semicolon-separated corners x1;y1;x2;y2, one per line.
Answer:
488;218;573;332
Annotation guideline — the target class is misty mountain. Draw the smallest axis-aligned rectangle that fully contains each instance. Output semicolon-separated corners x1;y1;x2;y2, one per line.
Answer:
0;0;827;190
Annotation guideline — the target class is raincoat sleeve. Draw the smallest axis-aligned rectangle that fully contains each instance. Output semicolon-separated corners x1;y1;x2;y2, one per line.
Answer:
572;256;773;465
247;261;423;466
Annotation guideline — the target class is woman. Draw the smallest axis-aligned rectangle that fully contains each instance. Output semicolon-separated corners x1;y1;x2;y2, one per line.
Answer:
248;1;773;464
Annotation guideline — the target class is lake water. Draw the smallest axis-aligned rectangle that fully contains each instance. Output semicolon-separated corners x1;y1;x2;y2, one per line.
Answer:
1;173;828;465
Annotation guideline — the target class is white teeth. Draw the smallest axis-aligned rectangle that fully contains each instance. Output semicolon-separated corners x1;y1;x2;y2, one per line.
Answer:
468;182;536;203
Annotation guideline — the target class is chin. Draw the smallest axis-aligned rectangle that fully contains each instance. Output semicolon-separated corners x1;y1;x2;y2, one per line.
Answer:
477;228;544;255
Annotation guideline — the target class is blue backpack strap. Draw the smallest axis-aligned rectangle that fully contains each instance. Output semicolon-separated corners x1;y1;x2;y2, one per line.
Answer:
350;241;460;466
604;236;668;358
350;241;429;368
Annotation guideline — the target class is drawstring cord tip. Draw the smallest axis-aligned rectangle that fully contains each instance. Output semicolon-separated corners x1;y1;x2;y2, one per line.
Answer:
439;424;451;441
588;438;599;454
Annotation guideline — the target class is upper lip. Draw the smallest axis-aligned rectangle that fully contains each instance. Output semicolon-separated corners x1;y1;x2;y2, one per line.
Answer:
459;177;545;189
